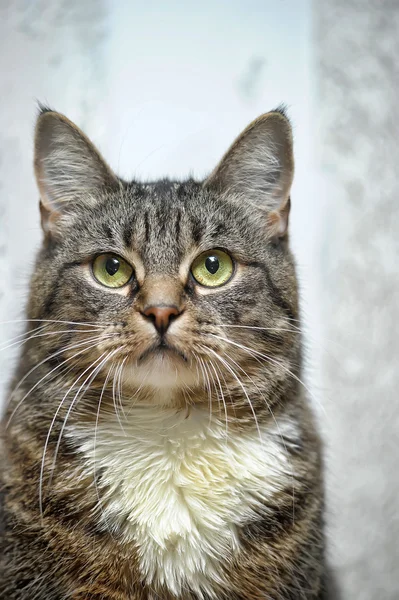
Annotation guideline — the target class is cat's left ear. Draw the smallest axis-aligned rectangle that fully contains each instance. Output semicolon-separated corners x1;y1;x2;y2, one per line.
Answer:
204;109;294;238
34;108;119;235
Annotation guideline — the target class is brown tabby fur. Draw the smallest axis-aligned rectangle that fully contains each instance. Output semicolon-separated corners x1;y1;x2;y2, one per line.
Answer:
1;107;327;599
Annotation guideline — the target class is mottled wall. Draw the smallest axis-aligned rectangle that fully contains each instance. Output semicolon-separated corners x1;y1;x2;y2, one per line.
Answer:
0;0;110;395
315;1;399;598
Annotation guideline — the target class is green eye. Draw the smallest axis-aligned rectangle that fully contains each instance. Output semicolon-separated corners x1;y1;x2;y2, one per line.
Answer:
92;254;133;288
191;249;234;287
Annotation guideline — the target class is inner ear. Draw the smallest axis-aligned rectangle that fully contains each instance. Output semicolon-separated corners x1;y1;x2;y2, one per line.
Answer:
204;109;294;238
34;107;119;234
39;199;60;237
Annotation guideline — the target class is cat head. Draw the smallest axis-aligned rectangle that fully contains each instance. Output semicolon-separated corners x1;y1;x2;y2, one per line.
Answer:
29;107;299;410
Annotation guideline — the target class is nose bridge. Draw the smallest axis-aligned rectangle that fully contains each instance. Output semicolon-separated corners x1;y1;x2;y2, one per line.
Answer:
138;275;183;312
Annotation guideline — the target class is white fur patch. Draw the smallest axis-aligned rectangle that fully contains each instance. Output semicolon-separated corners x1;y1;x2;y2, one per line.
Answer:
69;406;294;597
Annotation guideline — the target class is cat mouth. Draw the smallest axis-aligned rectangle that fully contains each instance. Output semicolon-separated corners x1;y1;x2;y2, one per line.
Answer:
137;340;188;364
122;340;195;393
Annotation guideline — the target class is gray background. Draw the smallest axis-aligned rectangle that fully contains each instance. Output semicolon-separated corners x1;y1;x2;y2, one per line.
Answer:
315;2;399;598
0;1;397;598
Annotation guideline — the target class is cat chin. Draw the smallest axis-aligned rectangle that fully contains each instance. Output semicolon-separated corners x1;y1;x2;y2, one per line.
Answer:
121;352;200;401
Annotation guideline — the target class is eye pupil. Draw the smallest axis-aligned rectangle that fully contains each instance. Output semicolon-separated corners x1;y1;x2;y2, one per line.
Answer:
105;257;120;276
191;249;233;287
205;256;219;275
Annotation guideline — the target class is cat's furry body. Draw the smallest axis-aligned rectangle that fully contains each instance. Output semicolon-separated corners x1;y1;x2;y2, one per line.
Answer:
1;108;327;599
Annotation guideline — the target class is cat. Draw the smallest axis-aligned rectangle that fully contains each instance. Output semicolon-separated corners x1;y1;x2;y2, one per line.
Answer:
0;106;327;599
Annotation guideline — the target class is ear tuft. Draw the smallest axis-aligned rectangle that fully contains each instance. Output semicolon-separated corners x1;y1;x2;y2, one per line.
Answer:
204;110;294;238
271;103;290;120
34;110;119;234
36;102;55;117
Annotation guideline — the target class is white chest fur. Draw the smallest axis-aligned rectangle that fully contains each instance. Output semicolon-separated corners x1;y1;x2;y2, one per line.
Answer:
69;407;293;597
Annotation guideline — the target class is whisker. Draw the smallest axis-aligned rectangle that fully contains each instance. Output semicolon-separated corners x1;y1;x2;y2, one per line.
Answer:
220;322;346;355
209;334;327;419
196;348;222;421
0;328;109;354
93;360;116;537
191;350;202;390
193;353;206;391
0;318;111;328
212;355;236;419
207;347;263;447
6;333;114;408
220;324;297;334
197;356;213;426
112;359;127;435
0;322;50;349
117;356;129;422
5;335;112;427
40;350;116;520
221;350;296;523
207;358;229;442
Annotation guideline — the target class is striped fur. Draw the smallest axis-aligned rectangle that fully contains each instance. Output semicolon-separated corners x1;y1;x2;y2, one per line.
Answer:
1;108;327;599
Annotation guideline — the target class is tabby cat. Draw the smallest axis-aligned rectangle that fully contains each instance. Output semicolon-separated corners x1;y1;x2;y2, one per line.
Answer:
0;107;326;599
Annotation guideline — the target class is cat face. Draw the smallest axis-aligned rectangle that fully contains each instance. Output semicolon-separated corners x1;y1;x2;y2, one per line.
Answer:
28;108;299;410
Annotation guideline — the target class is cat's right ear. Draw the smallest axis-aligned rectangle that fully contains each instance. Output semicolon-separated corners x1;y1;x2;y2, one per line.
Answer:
34;107;119;236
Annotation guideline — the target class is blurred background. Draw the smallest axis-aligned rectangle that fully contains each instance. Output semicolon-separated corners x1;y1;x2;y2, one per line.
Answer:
0;1;398;598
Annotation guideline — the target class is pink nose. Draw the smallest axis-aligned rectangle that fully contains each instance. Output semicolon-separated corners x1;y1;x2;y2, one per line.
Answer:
142;305;181;335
